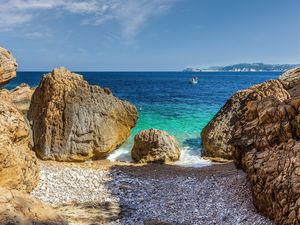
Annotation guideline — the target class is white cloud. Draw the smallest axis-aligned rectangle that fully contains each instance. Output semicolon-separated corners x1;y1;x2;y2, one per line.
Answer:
0;0;176;39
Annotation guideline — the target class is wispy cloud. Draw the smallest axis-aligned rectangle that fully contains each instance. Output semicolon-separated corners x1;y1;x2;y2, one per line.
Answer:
0;0;176;39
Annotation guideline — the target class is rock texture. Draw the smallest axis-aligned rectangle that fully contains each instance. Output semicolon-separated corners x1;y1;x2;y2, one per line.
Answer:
28;67;138;162
201;80;289;159
279;67;300;90
131;128;180;163
0;187;67;225
231;95;300;225
0;47;17;85
201;67;300;225
0;83;35;114
0;97;39;192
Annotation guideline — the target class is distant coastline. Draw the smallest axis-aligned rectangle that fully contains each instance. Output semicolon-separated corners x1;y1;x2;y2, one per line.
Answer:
183;63;300;72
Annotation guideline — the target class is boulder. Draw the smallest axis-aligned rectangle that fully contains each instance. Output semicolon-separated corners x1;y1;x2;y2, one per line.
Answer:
0;98;39;192
0;83;34;114
28;67;138;161
201;80;289;159
0;187;67;225
231;96;300;225
202;67;300;225
0;47;17;85
131;128;180;163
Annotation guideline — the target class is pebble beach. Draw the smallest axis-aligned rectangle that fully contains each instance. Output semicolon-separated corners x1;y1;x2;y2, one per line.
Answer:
31;161;274;225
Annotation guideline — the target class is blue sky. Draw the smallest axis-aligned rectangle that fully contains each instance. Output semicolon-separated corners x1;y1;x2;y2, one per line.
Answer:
1;0;300;71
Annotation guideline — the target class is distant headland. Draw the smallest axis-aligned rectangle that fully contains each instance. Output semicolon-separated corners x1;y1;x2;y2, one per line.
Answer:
183;63;300;72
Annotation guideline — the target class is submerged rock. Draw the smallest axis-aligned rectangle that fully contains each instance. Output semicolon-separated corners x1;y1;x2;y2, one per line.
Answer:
0;187;67;225
202;66;300;225
132;128;180;163
28;67;138;162
0;47;17;85
0;97;39;192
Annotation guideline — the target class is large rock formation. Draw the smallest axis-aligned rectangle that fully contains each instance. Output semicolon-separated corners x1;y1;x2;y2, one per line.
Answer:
28;68;138;161
131;128;181;163
0;47;17;85
0;97;39;192
0;187;67;225
201;80;289;159
201;67;300;225
231;95;300;225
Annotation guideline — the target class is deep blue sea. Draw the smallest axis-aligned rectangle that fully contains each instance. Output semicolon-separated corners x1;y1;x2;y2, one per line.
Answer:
6;71;280;167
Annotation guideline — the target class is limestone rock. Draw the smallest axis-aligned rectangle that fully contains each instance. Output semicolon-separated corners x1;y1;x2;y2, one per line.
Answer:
0;47;17;85
231;95;300;225
201;79;289;159
202;67;300;225
9;83;35;114
28;67;138;161
0;98;39;192
0;187;67;225
132;128;180;163
0;83;34;114
278;67;300;90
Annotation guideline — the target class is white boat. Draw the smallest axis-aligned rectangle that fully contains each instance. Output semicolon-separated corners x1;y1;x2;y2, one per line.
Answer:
189;77;198;84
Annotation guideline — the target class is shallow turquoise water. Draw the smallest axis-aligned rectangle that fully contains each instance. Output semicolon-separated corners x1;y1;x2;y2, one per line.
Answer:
8;71;280;167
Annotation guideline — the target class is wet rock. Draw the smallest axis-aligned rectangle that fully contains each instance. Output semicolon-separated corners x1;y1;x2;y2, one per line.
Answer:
28;67;138;161
132;128;181;163
0;97;39;192
0;47;17;85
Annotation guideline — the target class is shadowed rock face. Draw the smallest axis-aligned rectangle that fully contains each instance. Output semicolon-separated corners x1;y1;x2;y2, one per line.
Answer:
0;97;39;192
0;47;17;85
132;128;181;163
201;67;300;225
0;187;67;225
28;67;138;162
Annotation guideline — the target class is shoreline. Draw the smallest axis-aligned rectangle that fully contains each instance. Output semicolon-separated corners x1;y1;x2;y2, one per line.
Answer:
31;160;274;225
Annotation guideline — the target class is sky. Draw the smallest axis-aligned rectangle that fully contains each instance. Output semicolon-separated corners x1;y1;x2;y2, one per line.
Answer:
1;0;300;71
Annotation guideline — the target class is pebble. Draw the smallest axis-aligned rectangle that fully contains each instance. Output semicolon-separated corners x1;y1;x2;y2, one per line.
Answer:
31;162;274;225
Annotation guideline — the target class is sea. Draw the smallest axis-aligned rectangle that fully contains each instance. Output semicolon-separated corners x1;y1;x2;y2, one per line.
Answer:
5;71;281;167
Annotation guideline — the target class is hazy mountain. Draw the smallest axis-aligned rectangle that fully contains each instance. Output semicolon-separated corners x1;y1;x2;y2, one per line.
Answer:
183;63;300;72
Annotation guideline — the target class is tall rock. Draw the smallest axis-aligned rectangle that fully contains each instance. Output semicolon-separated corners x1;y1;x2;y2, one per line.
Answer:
201;66;300;225
230;95;300;225
0;47;17;85
28;68;138;162
0;97;39;192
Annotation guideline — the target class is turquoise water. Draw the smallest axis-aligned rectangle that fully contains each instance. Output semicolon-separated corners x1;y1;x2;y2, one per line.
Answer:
7;71;280;167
